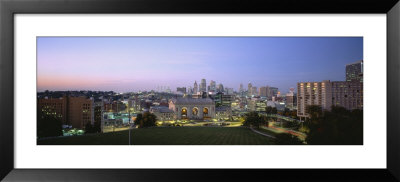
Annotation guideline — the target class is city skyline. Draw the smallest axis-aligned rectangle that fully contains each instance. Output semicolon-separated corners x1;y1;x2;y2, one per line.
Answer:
37;37;363;93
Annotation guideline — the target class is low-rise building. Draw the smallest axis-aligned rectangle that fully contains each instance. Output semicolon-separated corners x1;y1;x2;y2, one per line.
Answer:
149;106;175;121
215;106;232;121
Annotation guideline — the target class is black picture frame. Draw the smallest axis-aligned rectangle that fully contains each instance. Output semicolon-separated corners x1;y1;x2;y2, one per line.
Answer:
1;0;399;181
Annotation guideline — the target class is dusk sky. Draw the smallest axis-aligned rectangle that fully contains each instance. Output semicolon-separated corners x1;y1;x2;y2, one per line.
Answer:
37;37;363;93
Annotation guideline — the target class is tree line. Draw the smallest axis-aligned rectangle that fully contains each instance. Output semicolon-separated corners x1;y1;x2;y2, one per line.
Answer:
243;104;363;145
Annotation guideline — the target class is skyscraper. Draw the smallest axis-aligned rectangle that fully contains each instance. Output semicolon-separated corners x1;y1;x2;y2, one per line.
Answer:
239;83;244;93
210;80;216;92
268;87;278;98
259;87;268;97
217;83;224;93
247;83;252;96
193;81;198;94
346;60;363;82
200;79;207;92
251;86;258;96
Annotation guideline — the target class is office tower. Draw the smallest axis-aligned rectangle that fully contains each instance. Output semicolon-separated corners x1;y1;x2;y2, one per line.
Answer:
210;80;216;92
239;83;244;93
193;81;198;94
225;87;234;95
200;79;207;92
346;60;363;82
217;83;224;93
286;91;297;110
247;83;252;96
268;87;278;98
259;87;268;97
176;87;187;94
251;86;258;96
215;92;234;108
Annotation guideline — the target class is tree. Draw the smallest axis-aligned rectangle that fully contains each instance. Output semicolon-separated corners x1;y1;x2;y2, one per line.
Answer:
271;107;278;114
243;112;266;129
306;105;323;121
37;109;63;138
283;121;301;130
266;106;273;114
274;133;304;145
134;113;143;126
134;112;157;128
93;120;101;133
85;122;94;133
305;105;363;145
85;121;101;134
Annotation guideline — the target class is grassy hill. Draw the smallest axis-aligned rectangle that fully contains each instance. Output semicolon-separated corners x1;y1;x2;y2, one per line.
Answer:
37;126;274;145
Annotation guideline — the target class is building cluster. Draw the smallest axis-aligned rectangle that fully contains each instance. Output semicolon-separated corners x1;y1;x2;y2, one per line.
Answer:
38;95;95;129
37;60;363;131
297;60;363;118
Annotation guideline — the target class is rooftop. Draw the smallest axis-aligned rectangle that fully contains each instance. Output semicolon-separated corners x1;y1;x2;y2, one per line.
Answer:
170;97;214;105
149;106;174;113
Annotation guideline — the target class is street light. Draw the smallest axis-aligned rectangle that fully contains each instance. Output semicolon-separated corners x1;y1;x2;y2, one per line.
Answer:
128;107;134;145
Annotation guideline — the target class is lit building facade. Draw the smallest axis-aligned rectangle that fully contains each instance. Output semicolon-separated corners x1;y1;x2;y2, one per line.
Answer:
38;96;94;129
169;97;215;120
215;106;232;121
297;80;332;118
297;80;363;118
248;98;267;112
38;96;68;124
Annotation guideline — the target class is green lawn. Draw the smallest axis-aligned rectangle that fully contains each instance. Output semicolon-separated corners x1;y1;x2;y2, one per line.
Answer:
37;126;274;145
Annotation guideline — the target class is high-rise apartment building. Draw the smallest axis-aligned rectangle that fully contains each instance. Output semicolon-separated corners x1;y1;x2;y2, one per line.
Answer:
331;81;363;110
297;80;332;118
297;80;362;118
346;60;363;82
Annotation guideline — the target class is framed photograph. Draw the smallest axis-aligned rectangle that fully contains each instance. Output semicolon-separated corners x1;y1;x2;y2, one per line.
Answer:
1;0;399;181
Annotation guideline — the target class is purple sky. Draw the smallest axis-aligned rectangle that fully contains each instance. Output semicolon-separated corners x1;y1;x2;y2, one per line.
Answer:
37;37;363;93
